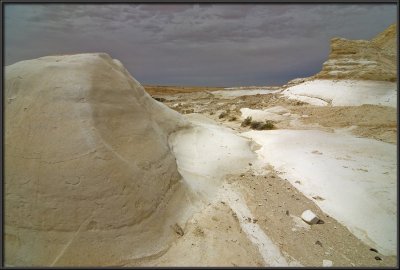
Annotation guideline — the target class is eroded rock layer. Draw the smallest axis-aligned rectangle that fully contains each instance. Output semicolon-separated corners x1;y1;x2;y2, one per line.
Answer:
313;24;396;81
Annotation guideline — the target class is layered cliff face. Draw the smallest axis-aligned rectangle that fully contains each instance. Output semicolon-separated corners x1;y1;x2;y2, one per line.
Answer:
282;24;397;108
313;24;396;82
4;53;189;266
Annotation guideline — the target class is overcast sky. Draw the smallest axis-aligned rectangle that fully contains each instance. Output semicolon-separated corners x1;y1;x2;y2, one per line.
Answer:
4;4;396;86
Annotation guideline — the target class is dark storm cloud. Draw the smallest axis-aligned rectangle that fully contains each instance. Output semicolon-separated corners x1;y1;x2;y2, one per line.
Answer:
4;4;396;86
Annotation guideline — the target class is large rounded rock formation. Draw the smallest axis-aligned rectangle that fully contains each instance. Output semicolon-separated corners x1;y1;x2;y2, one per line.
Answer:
4;53;189;266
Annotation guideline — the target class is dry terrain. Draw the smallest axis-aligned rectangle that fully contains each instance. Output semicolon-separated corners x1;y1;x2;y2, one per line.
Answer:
5;23;397;267
141;84;397;267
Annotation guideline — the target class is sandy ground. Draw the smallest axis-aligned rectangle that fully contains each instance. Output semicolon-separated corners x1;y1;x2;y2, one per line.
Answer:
147;88;397;144
141;84;397;267
231;167;396;267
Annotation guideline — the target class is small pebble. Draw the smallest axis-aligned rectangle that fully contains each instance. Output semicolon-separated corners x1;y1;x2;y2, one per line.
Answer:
375;256;382;261
369;248;378;253
322;260;333;267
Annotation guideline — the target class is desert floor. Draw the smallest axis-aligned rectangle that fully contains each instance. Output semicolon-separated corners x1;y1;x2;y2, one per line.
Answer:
119;84;399;267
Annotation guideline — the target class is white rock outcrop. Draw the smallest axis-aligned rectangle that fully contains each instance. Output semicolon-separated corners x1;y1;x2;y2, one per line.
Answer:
282;24;397;107
4;53;189;266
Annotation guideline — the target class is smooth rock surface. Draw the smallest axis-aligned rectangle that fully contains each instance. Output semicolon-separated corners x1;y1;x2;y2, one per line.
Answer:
4;53;189;266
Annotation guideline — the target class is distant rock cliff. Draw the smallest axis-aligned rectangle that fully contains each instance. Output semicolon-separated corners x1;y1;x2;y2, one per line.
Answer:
313;24;397;82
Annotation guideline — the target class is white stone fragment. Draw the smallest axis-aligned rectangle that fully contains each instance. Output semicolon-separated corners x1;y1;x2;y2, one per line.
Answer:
322;259;333;267
301;210;320;225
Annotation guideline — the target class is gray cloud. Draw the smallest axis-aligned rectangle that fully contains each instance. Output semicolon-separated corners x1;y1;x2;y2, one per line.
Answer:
4;4;396;86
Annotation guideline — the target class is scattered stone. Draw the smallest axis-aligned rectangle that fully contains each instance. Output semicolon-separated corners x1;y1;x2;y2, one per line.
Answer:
285;210;289;216
153;97;166;102
322;259;333;267
312;195;325;201
247;217;252;222
312;150;323;155
248;162;252;166
228;116;237;121
172;223;184;236
219;111;228;119
315;240;323;247
271;175;276;178
375;256;382;261
253;219;258;223
193;226;205;237
369;248;378;253
301;210;320;225
295;180;301;184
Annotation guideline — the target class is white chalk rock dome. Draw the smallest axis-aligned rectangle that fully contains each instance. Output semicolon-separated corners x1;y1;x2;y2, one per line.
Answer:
4;53;188;265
